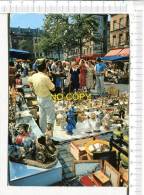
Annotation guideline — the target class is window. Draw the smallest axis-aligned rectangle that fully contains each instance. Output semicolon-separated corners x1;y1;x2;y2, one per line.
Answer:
119;18;124;29
113;35;117;47
119;34;124;45
113;20;117;30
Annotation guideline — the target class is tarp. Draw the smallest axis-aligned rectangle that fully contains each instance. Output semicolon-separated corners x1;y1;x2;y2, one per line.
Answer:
101;55;129;61
9;49;31;59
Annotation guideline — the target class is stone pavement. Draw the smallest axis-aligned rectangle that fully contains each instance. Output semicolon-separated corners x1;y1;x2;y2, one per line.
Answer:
57;143;76;180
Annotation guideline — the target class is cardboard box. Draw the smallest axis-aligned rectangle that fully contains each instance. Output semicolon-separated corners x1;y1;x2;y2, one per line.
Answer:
70;138;93;160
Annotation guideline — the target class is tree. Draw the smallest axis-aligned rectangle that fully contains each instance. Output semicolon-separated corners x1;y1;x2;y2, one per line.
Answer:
71;14;99;57
38;14;100;59
43;14;68;59
18;39;33;52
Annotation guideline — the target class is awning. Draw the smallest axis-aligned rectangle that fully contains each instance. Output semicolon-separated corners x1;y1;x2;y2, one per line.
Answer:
105;49;123;57
101;55;129;61
10;49;30;54
119;48;129;56
105;48;129;57
9;49;31;59
102;47;129;61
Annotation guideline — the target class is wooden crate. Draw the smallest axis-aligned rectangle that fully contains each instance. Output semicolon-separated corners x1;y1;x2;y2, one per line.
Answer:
70;138;93;160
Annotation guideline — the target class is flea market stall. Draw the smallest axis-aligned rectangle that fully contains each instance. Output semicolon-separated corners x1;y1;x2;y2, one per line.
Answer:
101;48;129;84
8;80;129;186
9;86;62;186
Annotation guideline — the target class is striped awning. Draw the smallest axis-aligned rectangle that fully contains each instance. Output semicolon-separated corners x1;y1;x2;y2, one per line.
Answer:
119;48;129;56
105;48;129;57
105;49;123;56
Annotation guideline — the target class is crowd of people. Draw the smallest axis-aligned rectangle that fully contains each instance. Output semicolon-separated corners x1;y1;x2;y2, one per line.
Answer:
47;58;98;93
34;58;107;95
9;57;129;136
9;58;107;135
9;58;129;96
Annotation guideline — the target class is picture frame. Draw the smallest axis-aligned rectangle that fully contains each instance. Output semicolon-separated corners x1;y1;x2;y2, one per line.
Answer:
103;161;121;186
74;160;102;176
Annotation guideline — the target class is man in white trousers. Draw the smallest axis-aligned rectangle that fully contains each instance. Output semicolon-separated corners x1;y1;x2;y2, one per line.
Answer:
28;59;55;137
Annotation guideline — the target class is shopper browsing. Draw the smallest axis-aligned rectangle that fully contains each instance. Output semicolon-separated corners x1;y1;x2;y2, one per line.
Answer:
86;61;95;92
28;59;55;137
79;59;87;90
95;58;106;96
51;60;65;94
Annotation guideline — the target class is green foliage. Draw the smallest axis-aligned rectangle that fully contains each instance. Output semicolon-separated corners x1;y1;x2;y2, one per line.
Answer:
38;14;99;58
18;39;33;52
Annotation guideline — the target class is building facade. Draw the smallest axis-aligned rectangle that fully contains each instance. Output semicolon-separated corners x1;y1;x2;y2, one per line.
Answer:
10;27;43;58
46;50;64;60
110;14;129;49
